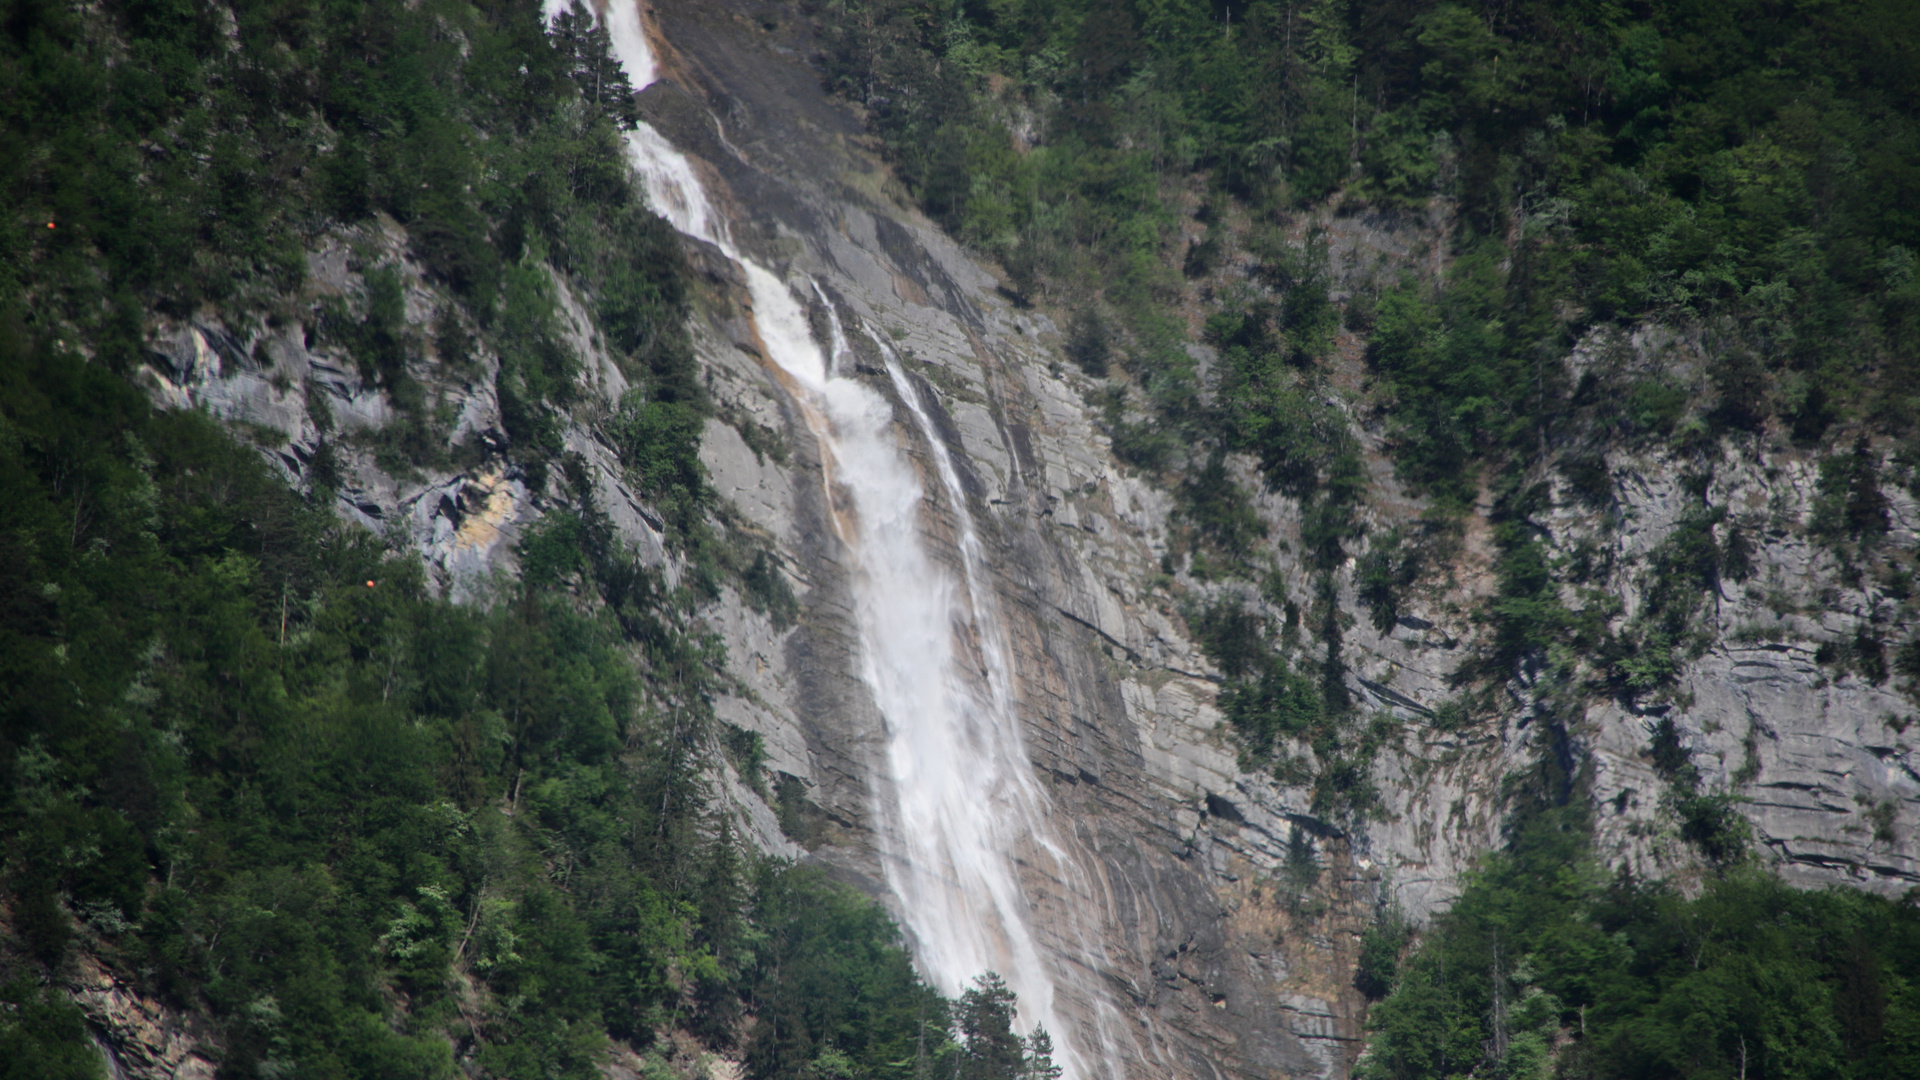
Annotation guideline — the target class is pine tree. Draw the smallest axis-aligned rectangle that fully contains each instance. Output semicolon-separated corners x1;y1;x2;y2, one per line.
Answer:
550;0;641;129
1021;1026;1062;1080
956;973;1025;1080
697;816;744;966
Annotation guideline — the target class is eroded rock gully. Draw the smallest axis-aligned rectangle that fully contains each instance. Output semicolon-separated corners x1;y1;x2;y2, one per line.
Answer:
124;1;1919;1077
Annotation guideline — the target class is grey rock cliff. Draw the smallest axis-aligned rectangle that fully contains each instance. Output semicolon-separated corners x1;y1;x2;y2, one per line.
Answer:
142;3;1919;1079
640;5;1920;1077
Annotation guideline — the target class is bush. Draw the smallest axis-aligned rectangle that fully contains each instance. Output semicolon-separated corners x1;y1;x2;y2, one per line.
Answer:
1356;529;1422;635
611;394;710;532
1354;917;1409;1001
1064;307;1110;377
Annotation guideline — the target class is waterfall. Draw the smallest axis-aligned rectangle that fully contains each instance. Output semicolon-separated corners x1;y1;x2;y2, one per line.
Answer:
860;327;1139;1077
560;4;1122;1076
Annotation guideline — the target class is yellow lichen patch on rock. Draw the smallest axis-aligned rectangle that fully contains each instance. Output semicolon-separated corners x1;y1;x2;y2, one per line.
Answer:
454;473;520;553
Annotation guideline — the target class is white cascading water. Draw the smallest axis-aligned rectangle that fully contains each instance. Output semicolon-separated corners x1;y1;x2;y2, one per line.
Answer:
549;4;1124;1076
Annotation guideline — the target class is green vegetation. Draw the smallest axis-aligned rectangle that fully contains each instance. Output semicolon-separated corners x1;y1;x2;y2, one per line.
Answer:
1358;807;1920;1080
811;0;1920;688
1812;437;1893;547
816;12;1920;1074
0;982;104;1080
8;0;1919;1073
0;2;1072;1075
1190;594;1398;823
4;0;700;498
819;0;1920;465
1355;517;1455;636
0;340;1059;1078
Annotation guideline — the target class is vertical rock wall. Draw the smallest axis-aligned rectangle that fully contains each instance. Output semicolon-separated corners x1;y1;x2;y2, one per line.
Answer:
646;4;1920;1078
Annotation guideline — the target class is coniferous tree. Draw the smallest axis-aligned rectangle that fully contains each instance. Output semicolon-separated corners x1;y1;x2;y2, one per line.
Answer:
956;973;1025;1080
552;0;641;129
1021;1026;1062;1080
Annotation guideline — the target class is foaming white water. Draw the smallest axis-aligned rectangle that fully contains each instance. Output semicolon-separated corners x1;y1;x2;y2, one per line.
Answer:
545;1;721;245
552;4;1115;1076
731;266;1094;1076
863;328;1140;1077
626;122;729;247
822;312;1086;1075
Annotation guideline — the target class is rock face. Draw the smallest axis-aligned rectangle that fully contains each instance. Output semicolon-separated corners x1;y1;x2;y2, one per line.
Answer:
627;3;1378;1074
67;953;218;1080
138;2;1918;1078
637;4;1920;1077
136;220;673;602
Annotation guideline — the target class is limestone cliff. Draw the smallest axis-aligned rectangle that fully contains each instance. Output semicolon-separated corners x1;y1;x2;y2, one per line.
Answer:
140;2;1918;1078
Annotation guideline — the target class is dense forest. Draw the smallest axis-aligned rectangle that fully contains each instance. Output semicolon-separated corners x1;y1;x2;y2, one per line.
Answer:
811;1;1920;1077
817;0;1919;451
0;345;944;1080
1355;804;1920;1079
0;1;1063;1077
810;0;1920;537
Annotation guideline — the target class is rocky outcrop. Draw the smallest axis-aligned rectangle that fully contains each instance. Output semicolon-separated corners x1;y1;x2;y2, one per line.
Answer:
65;953;218;1080
137;220;672;600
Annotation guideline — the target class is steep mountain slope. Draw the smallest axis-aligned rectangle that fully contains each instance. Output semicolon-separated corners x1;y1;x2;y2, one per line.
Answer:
2;3;976;1078
7;1;1920;1079
618;1;1920;1074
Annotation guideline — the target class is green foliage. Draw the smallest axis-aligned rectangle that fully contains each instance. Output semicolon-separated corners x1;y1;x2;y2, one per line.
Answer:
742;550;801;630
1177;453;1268;572
772;773;829;852
1354;914;1410;1002
815;0;1920;794
1357;529;1419;635
611;395;711;535
1094;385;1173;473
1064;308;1111;377
0;348;972;1077
3;0;698;502
744;878;1066;1080
1601;476;1748;698
721;724;771;797
1484;505;1567;674
1359;810;1920;1080
1896;639;1920;695
808;17;1920;1078
1817;625;1891;689
1812;437;1892;546
1461;467;1731;699
1220;649;1325;764
0;982;103;1080
822;0;1920;537
1207;283;1366;566
1190;595;1388;821
1247;228;1341;365
1646;718;1752;866
953;974;1060;1080
1366;245;1560;504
